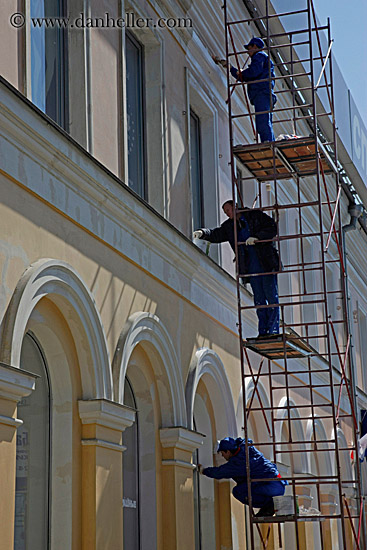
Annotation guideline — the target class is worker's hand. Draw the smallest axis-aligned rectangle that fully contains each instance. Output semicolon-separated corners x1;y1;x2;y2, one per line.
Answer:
197;464;204;474
245;237;258;246
212;55;227;68
193;230;204;239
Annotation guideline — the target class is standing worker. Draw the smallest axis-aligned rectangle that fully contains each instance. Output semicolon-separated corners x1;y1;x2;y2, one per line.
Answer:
215;37;277;142
193;199;280;338
199;437;287;516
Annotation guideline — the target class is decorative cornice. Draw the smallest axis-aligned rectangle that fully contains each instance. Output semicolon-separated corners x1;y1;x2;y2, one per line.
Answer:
78;399;135;432
81;438;127;452
0;414;23;429
159;426;204;451
0;362;37;402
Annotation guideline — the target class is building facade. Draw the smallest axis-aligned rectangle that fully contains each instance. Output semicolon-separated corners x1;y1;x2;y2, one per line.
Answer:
0;0;366;549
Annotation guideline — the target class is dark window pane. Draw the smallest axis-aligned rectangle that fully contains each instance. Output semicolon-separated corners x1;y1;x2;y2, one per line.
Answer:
14;333;50;550
122;379;140;550
190;111;203;229
126;33;146;198
30;0;69;129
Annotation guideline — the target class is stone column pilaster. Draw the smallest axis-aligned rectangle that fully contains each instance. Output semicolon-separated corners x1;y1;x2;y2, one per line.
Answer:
0;362;36;549
78;399;135;550
159;427;204;550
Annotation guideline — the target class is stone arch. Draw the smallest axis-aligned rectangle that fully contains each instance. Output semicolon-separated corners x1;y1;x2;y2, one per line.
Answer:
185;348;237;437
113;312;186;427
0;258;112;399
275;397;309;473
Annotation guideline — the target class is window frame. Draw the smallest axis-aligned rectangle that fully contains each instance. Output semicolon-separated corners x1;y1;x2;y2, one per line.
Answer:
189;108;204;231
125;30;147;200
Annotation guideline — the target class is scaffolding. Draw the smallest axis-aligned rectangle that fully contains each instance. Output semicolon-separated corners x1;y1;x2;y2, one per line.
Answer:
223;0;366;548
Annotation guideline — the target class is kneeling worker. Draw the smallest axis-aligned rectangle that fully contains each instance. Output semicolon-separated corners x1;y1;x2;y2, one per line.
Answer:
200;437;287;516
194;199;280;338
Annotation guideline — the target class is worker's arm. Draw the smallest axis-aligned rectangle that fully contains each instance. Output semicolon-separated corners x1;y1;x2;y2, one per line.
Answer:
202;460;240;480
194;223;230;244
230;53;267;83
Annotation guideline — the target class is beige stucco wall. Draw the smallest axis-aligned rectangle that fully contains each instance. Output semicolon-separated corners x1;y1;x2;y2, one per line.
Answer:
0;76;243;549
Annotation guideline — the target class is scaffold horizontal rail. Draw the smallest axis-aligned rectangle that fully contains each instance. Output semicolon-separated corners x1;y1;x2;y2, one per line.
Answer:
244;367;337;377
253;514;328;524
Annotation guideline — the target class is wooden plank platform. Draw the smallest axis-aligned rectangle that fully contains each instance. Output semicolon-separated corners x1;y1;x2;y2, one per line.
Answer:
233;136;337;181
244;330;314;359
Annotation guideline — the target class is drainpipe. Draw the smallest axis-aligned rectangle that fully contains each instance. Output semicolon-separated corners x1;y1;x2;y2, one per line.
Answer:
343;203;364;234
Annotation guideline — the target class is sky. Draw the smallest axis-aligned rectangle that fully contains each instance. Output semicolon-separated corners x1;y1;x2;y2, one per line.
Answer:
314;0;367;125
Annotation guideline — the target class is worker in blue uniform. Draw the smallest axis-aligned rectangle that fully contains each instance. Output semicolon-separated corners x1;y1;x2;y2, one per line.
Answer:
194;200;280;338
200;437;287;516
216;37;277;142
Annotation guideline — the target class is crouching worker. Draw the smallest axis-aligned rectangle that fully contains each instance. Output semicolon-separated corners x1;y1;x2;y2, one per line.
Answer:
200;437;287;516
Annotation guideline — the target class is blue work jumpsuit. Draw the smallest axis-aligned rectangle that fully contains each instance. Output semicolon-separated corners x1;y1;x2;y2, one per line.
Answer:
238;216;279;336
203;439;286;508
231;51;276;142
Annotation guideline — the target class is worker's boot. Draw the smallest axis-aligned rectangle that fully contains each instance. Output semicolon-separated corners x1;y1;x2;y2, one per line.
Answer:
255;499;275;517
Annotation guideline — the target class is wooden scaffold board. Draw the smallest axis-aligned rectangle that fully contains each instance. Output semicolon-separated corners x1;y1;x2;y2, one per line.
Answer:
233;136;337;181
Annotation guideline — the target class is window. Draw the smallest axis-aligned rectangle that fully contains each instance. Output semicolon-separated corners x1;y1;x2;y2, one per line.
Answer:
122;378;140;550
30;0;69;129
235;165;244;206
326;267;337;321
236;164;257;208
190;110;204;230
14;333;50;550
301;238;315;324
126;32;146;198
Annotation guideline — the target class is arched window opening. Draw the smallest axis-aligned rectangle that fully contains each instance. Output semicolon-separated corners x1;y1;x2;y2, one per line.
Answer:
193;394;217;550
14;332;51;550
122;378;140;550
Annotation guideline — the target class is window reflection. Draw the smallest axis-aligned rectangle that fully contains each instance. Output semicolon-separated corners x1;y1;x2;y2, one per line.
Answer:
14;333;50;550
126;32;146;198
190;110;204;230
30;0;69;129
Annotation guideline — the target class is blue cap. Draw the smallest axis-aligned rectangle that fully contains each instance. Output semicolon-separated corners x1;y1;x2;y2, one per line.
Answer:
217;437;238;452
244;37;265;50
